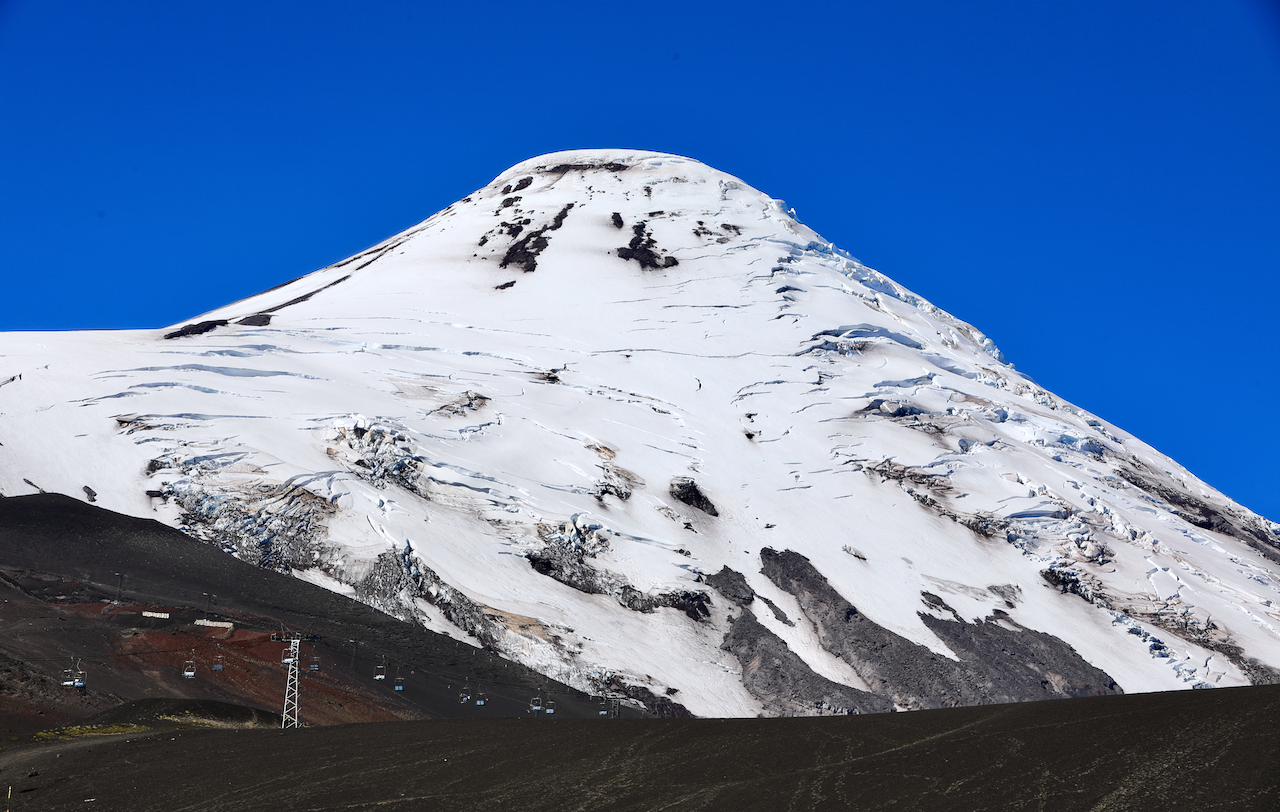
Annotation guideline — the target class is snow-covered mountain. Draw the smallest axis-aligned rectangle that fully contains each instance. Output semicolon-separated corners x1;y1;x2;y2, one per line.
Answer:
4;149;1279;717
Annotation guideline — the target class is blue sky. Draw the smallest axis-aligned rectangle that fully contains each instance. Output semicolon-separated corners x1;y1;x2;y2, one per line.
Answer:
2;1;1278;519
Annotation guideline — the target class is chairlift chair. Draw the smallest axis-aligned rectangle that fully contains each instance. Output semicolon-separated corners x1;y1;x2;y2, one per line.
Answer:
528;695;542;713
281;648;294;665
459;678;471;704
73;660;86;688
183;660;197;679
544;699;556;715
374;657;387;680
309;655;321;672
213;654;224;672
475;689;487;706
393;665;404;691
60;667;76;688
598;697;608;716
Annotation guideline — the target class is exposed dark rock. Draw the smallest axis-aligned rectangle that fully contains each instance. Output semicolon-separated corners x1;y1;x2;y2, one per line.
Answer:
236;313;272;327
761;548;1120;709
589;463;642;502
704;566;754;607
495;280;516;290
605;679;692;718
617;222;678;270
758;595;794;626
244;274;353;318
611;212;624;229
164;320;228;339
987;583;1022;608
1040;567;1103;603
669;477;718;516
548;162;629;174
1117;465;1280;562
81;486;97;503
721;610;893;716
500;203;575;273
512;176;533;192
527;518;709;619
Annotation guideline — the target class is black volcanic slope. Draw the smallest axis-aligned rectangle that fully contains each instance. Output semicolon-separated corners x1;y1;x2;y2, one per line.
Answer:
1;685;1277;811
0;494;632;729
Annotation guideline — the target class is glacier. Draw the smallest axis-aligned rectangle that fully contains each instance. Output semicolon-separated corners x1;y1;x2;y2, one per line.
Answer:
2;148;1279;716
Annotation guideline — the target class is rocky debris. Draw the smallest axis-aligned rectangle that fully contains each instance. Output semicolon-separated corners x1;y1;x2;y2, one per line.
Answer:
704;566;754;607
987;583;1022;608
617;221;678;269
669;477;718;517
605;679;692;718
721;610;893;716
164;320;228;339
528;515;710;620
500;203;575;273
1118;464;1280;562
590;462;643;503
761;548;1121;709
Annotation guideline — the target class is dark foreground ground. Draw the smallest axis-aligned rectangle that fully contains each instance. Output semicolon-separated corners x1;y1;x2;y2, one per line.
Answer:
1;684;1278;811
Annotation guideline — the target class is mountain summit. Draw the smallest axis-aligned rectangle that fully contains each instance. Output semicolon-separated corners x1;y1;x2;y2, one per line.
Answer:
3;149;1278;716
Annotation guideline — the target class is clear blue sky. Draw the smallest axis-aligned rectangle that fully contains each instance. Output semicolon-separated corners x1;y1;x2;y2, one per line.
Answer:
2;1;1278;520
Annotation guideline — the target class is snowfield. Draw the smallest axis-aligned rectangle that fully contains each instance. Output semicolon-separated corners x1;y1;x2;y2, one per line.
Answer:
3;149;1279;716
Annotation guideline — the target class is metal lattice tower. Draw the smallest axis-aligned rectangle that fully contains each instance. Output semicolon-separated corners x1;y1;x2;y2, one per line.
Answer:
281;636;301;729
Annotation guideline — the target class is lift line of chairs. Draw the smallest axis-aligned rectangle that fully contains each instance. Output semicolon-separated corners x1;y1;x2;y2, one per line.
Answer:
64;637;620;718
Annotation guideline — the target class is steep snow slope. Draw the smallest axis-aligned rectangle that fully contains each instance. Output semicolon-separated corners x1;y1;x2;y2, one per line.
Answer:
3;150;1279;716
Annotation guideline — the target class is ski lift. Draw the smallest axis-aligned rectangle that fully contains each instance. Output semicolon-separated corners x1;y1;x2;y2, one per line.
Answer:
597;696;608;716
183;651;197;679
475;688;487;707
60;657;84;688
213;645;224;672
374;656;387;681
544;699;556;715
281;647;294;665
394;674;404;691
459;679;471;704
309;655;321;672
528;695;542;714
